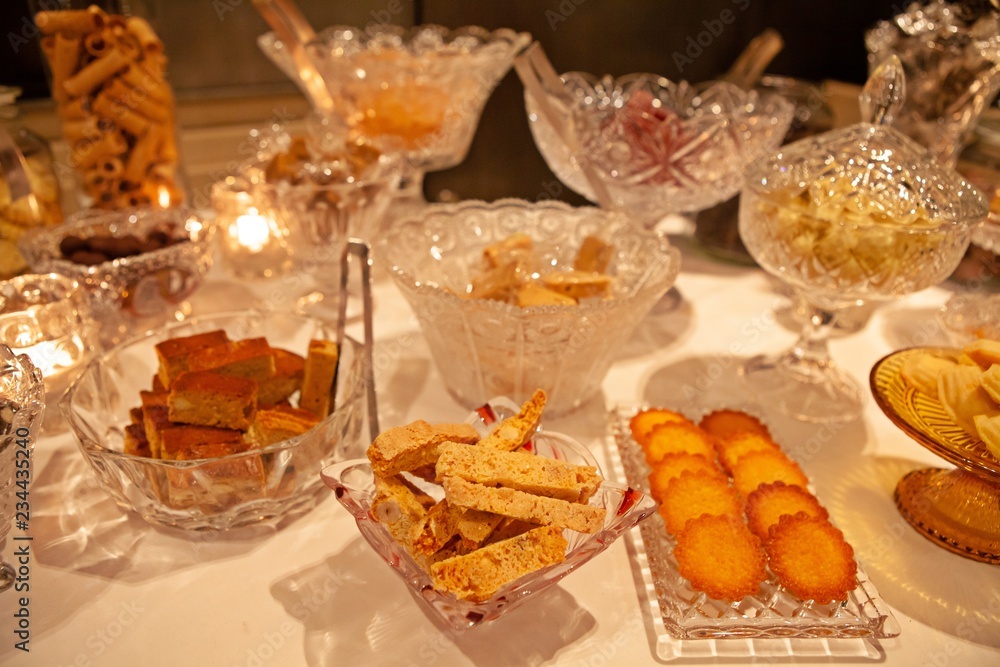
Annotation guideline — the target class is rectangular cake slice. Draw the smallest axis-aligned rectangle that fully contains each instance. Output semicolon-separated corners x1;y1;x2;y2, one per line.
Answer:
168;370;258;431
299;339;340;418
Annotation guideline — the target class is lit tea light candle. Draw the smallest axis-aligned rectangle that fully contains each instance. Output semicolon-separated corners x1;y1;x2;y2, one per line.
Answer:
231;208;272;252
211;179;292;280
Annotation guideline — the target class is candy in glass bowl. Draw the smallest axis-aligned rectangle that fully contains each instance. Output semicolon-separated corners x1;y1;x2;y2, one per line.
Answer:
245;124;402;319
524;72;794;225
378;198;681;416
259;24;531;209
19;206;215;346
320;394;657;629
62;311;369;531
738;118;987;423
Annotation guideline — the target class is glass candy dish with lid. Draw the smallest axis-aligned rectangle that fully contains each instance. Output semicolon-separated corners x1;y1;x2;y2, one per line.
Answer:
737;57;988;423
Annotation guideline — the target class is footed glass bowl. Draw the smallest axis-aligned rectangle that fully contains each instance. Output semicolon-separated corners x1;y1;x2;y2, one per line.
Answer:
320;396;657;629
525;73;793;224
260;24;530;205
378;199;681;416
62;312;368;531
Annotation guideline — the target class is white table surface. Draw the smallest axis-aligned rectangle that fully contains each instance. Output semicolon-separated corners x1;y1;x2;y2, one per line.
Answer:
5;232;1000;667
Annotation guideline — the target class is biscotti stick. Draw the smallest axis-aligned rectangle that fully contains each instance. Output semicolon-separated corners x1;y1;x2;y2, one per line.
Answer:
429;525;567;602
442;476;605;534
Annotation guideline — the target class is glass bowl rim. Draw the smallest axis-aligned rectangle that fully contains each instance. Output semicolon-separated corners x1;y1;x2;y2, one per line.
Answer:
378;197;681;314
19;206;215;277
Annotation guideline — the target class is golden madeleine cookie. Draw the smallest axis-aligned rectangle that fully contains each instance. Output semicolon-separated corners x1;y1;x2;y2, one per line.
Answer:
629;408;693;449
744;481;828;539
645;421;717;466
730;449;809;498
962;339;1000;371
974;413;1000;459
657;470;743;536
765;514;857;604
674;514;766;601
698;408;772;441
899;351;959;399
714;431;782;475
937;365;1000;439
647;452;725;503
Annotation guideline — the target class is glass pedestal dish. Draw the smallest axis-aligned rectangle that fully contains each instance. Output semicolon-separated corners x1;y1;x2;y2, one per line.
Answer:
524;72;793;227
870;348;1000;564
259;24;530;214
738;121;985;424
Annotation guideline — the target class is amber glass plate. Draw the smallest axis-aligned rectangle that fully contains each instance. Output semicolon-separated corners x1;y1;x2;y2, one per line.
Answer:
870;347;1000;477
870;348;1000;563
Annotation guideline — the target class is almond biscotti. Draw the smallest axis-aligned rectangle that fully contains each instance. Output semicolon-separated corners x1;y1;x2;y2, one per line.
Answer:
435;441;602;503
429;525;568;602
441;476;605;534
367;419;480;477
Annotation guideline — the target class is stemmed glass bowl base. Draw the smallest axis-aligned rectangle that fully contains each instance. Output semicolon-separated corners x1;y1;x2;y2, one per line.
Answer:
738;350;864;424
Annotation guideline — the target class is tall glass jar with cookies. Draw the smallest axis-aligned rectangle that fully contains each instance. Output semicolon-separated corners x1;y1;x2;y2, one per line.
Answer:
32;1;186;210
0;85;64;279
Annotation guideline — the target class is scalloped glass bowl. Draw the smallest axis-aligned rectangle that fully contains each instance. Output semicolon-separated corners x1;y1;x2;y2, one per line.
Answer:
525;74;794;223
259;24;530;174
61;312;368;531
19;207;215;343
320;396;657;629
378;199;681;416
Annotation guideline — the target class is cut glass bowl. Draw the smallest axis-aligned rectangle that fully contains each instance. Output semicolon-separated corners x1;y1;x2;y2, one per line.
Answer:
378;198;681;416
62;311;368;531
739;123;986;310
19;207;215;343
259;24;531;174
320;396;657;629
525;73;793;224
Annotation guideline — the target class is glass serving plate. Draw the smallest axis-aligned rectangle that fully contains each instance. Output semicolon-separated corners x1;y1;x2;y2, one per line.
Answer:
608;406;899;659
320;397;658;630
870;348;1000;563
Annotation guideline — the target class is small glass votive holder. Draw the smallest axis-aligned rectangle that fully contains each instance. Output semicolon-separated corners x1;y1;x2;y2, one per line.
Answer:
0;273;97;433
211;178;293;281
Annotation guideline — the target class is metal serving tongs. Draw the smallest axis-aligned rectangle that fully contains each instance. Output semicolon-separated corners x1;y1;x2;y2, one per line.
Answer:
251;0;335;116
335;239;379;441
514;41;615;209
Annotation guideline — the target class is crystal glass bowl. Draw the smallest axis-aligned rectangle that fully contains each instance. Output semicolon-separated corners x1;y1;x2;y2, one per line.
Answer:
378;199;681;416
740;124;981;307
866;1;1000;166
62;311;368;531
525;73;794;224
320;396;657;629
19;207;215;343
259;24;530;174
737;121;986;423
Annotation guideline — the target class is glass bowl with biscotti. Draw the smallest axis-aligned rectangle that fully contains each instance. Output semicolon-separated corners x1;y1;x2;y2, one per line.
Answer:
321;392;658;629
19;206;216;346
378;198;681;417
62;310;369;531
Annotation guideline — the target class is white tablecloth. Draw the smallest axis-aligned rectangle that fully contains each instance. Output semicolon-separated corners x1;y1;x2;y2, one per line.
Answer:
6;234;1000;667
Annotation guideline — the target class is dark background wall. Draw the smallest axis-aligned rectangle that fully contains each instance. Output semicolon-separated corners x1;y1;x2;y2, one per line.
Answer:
2;0;901;204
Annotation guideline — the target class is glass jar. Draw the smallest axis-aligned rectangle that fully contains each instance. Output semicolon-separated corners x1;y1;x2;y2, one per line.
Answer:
0;86;64;280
